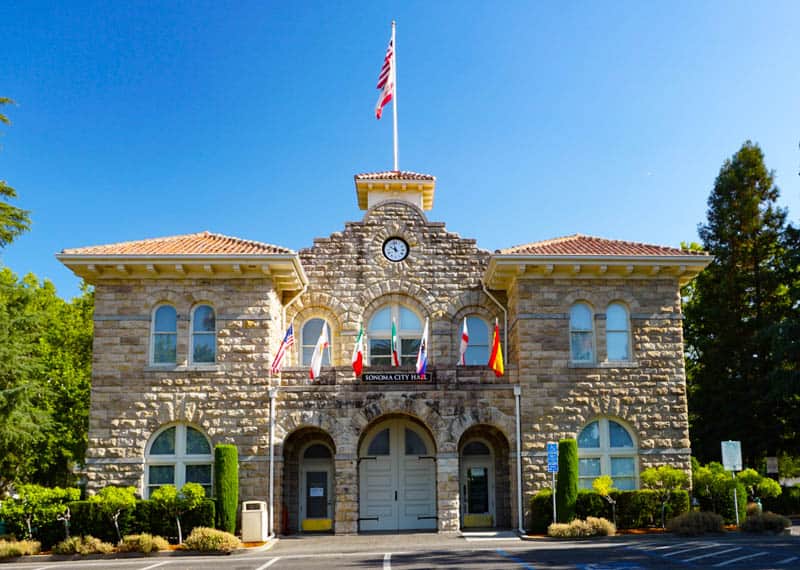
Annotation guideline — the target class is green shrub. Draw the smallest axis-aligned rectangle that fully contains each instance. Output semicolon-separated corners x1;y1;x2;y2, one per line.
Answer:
763;485;800;515
555;439;578;523
740;512;792;534
118;533;170;554
132;497;215;543
666;511;725;536
693;460;748;523
88;486;137;543
576;490;612;520
183;527;241;553
214;444;239;533
53;535;114;555
0;484;79;547
529;489;553;533
0;539;41;559
547;517;615;538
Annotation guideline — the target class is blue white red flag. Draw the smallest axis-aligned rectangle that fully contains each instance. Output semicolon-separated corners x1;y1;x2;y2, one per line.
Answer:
416;318;429;377
270;324;295;375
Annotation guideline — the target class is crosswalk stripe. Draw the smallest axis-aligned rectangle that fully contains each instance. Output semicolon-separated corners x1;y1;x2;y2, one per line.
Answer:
683;547;742;562
255;558;281;570
383;552;391;570
712;551;768;567
777;556;798;565
663;543;718;557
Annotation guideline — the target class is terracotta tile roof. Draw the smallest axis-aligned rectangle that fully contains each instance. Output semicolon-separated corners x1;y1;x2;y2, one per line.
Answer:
61;231;293;256
354;170;436;181
498;234;707;257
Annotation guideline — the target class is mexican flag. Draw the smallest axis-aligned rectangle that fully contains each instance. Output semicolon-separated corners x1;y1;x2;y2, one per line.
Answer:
352;323;364;376
391;319;400;366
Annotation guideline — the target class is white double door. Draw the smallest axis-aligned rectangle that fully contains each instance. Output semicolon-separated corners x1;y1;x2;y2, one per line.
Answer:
359;419;437;531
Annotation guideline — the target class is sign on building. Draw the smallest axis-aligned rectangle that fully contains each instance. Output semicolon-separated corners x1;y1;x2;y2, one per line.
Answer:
766;456;779;474
721;440;742;472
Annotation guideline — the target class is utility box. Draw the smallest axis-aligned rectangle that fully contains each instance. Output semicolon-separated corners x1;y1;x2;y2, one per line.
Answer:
241;501;268;542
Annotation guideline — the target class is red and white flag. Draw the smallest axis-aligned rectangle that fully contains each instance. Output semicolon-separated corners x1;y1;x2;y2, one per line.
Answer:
375;36;395;119
309;324;329;380
458;317;469;365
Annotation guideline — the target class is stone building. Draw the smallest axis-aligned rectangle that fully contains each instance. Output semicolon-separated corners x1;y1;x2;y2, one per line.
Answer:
58;171;709;534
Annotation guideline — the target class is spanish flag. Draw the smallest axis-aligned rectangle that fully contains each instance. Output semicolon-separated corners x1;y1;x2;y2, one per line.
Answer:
488;319;504;377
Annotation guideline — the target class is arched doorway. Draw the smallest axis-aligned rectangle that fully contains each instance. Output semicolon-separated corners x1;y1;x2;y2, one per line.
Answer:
358;415;437;531
282;428;335;533
458;425;511;529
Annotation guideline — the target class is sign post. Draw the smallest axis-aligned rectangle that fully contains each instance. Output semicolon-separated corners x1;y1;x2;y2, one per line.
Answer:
721;441;743;525
547;441;559;523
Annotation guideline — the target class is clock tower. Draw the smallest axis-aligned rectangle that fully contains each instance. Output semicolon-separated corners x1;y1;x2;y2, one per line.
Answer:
354;170;436;211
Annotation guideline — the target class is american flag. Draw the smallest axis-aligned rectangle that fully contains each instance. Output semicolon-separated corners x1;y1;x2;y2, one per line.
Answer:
375;37;394;119
270;324;295;375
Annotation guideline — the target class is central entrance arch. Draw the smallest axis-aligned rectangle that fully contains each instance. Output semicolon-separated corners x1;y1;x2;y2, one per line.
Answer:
358;416;437;531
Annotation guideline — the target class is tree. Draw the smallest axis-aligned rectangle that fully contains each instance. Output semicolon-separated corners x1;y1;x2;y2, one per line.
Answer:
0;484;78;540
640;465;689;528
88;486;137;543
736;468;782;505
555;438;578;523
213;444;239;534
684;141;793;464
150;482;205;544
0;97;31;247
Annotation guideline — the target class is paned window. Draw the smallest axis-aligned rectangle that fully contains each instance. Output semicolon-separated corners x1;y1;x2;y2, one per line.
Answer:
463;316;490;365
152;305;177;364
145;424;213;498
606;303;631;361
300;318;332;366
577;418;638;490
570;303;595;363
367;305;422;366
191;305;216;364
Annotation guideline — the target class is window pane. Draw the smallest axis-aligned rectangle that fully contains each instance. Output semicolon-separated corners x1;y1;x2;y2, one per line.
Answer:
614;477;636;491
462;441;490;455
401;338;420;357
611;457;635;477
193;335;216;363
579;478;595;490
149;465;175;485
193;305;215;332
570;304;592;331
186;464;212;485
578;422;600;448
405;429;428;455
607;332;630;361
578;458;601;477
367;429;390;455
466;317;489;345
571;331;593;362
607;304;628;331
368;307;391;332
370;338;390;356
465;344;488;366
154;306;177;332
151;427;176;455
399;307;421;330
303;319;324;345
304;444;332;459
154;334;177;364
609;421;634;448
186;427;211;455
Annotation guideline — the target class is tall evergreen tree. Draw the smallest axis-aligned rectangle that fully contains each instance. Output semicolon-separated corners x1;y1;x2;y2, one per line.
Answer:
685;141;792;464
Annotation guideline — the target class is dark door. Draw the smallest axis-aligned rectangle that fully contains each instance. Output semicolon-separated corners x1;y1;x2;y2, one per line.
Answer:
306;471;328;519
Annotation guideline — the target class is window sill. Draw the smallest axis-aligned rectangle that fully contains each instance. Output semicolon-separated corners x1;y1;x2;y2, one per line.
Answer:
144;364;222;373
568;361;639;369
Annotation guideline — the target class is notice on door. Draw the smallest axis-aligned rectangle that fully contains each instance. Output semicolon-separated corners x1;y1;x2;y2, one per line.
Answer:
309;487;324;497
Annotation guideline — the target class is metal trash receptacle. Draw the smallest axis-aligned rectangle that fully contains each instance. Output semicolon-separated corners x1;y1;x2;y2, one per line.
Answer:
241;501;268;542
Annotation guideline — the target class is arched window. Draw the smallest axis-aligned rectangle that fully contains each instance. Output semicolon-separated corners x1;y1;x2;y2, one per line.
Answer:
606;303;631;361
151;305;177;364
145;424;213;498
570;303;594;363
462;316;490;365
191;305;216;364
577;418;638;490
301;318;332;366
367;305;422;366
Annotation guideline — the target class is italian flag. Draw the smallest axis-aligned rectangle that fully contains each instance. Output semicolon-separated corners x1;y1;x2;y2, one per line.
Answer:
391;319;400;366
352;323;364;376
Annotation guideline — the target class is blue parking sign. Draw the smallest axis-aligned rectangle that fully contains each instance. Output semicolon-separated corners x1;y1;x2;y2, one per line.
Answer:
547;441;558;473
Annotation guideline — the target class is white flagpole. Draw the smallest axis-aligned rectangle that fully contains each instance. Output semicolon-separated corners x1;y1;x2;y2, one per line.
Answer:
391;20;399;171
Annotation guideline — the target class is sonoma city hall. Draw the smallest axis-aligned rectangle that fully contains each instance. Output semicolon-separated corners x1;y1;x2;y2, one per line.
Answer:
58;170;709;535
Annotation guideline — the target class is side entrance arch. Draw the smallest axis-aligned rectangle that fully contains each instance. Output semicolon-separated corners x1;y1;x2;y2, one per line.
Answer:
459;424;511;529
282;428;335;533
358;416;437;531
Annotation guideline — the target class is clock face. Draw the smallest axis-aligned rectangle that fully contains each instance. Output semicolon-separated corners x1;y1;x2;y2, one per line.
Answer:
382;237;409;262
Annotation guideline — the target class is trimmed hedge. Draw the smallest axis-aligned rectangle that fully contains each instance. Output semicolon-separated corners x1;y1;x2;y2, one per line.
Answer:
555;439;578;523
214;444;239;534
762;485;800;516
695;478;747;524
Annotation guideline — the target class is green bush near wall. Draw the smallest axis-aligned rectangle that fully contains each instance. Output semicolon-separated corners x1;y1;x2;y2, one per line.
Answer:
762;485;800;516
214;444;239;533
555;439;578;523
695;478;747;524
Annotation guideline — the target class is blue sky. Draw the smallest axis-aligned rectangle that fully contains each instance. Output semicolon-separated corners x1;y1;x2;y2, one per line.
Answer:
2;1;799;299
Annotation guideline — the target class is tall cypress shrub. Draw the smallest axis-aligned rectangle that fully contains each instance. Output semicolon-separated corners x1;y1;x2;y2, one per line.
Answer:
555;438;578;522
214;444;239;533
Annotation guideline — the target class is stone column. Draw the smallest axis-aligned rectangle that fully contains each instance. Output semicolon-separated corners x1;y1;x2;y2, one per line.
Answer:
437;452;460;533
334;454;358;534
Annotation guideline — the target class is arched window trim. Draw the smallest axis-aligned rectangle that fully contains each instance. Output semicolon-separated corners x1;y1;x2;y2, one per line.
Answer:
190;304;216;365
577;418;639;490
300;318;333;366
606;302;632;362
300;440;334;460
150;303;178;366
366;304;424;367
459;315;491;366
569;302;595;363
144;423;213;498
460;437;494;457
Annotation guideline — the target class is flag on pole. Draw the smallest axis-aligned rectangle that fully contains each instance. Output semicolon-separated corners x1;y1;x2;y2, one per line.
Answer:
391;319;400;366
458;317;469;365
309;324;329;380
375;35;395;119
416;318;429;377
270;324;295;375
488;319;504;377
352;323;364;376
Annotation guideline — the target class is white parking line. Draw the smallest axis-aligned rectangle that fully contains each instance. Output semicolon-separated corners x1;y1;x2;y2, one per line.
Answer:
255;558;281;570
663;543;719;557
712;551;768;567
777;556;798;565
383;552;391;569
683;547;741;562
139;562;169;570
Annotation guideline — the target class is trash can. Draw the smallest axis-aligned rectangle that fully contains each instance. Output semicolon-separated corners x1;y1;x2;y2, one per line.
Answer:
241;501;268;542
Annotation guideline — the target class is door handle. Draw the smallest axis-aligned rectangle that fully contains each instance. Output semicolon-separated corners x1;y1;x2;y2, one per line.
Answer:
395;490;397;501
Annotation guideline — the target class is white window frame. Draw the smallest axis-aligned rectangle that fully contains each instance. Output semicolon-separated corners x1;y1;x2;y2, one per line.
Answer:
577;418;639;490
366;304;423;367
150;304;178;365
569;302;595;363
190;304;216;364
300;318;332;366
606;302;632;362
144;423;213;498
461;316;490;366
